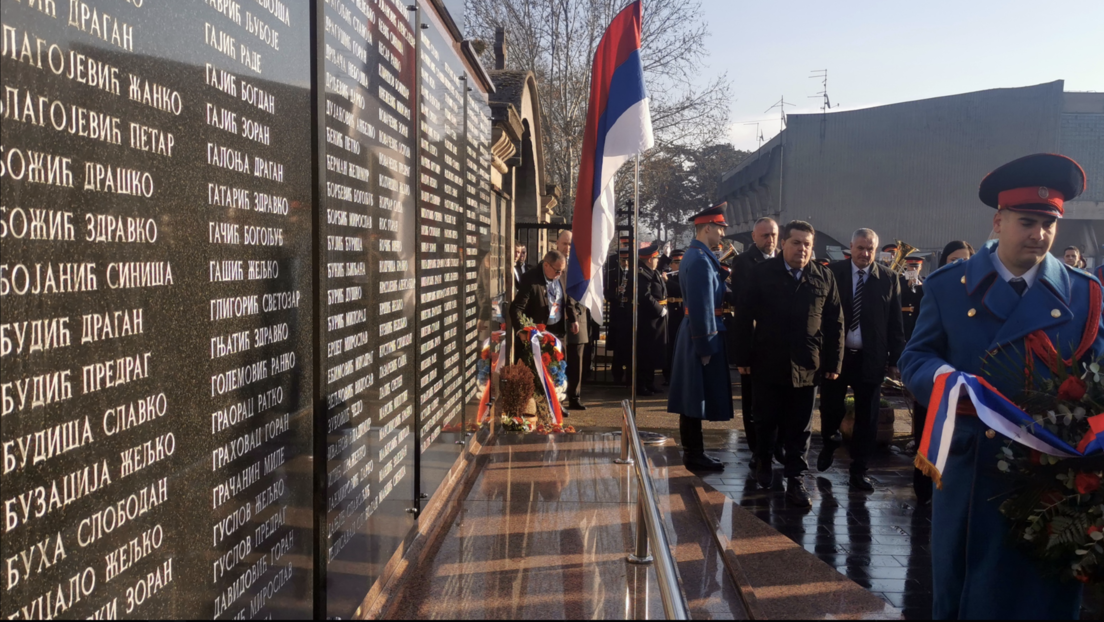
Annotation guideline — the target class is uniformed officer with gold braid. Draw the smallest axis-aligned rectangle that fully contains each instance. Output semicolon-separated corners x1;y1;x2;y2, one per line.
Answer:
900;153;1104;620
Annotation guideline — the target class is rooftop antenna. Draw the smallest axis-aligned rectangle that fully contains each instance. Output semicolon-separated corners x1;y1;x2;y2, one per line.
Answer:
765;97;793;136
743;121;765;152
809;69;834;112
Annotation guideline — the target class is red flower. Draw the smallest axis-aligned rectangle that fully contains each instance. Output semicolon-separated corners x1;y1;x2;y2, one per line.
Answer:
1075;472;1101;495
1075;572;1091;584
536;324;547;332
481;349;490;360
542;335;554;346
554;350;564;362
541;353;552;366
1088;525;1102;536
1058;376;1087;402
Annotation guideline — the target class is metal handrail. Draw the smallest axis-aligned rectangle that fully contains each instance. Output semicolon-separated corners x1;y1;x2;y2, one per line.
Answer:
619;399;691;620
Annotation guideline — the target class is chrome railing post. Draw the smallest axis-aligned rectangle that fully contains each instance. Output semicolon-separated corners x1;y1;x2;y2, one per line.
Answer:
618;400;690;620
627;498;652;564
614;413;633;465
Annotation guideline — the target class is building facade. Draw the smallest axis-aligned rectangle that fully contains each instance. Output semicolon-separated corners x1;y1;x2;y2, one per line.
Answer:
718;81;1103;267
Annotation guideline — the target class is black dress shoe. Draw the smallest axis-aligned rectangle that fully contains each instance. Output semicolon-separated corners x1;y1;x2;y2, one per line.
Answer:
683;452;724;472
755;463;773;489
568;400;587;411
849;474;875;492
773;445;786;465
786;477;812;508
816;447;836;472
636;387;655;397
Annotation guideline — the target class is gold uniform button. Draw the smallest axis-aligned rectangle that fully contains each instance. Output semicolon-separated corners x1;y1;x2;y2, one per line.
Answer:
967;308;976;317
1051;309;1061;318
985;429;996;439
961;276;967;284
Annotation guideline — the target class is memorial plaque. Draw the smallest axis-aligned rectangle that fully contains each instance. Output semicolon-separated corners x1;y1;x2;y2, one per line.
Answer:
318;0;417;617
413;6;466;501
0;0;314;619
463;85;496;421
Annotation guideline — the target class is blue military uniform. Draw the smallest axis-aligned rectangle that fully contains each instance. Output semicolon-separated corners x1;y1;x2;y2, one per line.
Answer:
900;153;1103;620
667;238;734;422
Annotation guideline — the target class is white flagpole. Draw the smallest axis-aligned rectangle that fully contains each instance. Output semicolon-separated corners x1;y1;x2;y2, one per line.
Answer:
631;155;640;414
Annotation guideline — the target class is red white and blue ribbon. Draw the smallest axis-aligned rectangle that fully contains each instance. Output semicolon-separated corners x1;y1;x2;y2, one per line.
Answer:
529;330;564;425
918;370;1104;488
476;332;505;424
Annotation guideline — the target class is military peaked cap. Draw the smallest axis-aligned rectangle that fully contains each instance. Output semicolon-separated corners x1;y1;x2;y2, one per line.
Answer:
688;202;729;227
979;153;1086;217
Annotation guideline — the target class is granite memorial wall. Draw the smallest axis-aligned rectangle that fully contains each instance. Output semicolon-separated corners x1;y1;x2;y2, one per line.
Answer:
0;0;501;619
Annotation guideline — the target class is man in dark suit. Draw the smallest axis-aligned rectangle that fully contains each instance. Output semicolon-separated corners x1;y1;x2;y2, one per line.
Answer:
510;250;578;359
817;229;905;491
734;221;844;507
513;243;530;290
662;249;684;384
730;217;779;469
556;230;588;410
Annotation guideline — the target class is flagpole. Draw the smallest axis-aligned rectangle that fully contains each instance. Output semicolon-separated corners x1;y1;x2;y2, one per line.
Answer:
631;155;640;414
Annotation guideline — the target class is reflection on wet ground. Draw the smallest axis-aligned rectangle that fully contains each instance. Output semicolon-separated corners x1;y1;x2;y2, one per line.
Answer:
691;428;1103;621
390;433;748;620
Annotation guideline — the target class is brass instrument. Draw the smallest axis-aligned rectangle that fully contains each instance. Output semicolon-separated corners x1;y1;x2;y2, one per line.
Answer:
888;240;918;275
718;242;739;264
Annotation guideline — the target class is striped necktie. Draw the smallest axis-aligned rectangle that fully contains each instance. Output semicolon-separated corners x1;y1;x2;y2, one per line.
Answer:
850;270;865;333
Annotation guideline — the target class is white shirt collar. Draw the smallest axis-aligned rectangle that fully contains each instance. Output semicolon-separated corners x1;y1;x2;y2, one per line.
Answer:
991;251;1041;289
851;261;870;278
760;248;775;260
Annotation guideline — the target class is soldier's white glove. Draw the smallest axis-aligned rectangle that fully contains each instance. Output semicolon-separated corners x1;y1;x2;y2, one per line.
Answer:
661;307;668;318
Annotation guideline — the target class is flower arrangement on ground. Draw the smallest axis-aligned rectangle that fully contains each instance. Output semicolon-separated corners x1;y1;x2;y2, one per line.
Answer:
515;313;568;426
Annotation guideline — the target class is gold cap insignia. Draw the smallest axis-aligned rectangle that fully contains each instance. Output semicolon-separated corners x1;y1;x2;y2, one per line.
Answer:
967;308;977;318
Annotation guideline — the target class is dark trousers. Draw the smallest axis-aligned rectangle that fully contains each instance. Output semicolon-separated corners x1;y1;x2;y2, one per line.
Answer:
753;380;817;477
820;349;882;475
636;366;657;391
566;343;585;401
680;415;704;454
912;400;932;503
740;372;758;457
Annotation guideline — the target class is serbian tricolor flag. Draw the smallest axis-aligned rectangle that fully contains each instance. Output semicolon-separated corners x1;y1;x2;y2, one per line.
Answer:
566;0;654;322
917;370;1104;488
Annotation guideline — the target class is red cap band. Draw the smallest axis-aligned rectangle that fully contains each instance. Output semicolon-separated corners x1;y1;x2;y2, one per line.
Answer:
998;186;1065;214
694;214;728;225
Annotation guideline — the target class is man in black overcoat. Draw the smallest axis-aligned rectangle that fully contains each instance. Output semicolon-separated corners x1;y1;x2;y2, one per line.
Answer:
730;217;778;468
734;220;844;508
817;229;905;491
636;242;668;396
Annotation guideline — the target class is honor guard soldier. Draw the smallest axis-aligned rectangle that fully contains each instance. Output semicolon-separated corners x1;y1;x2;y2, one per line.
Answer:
668;205;735;471
636;242;668;396
663;249;686;384
900;256;925;340
879;242;899;267
900;153;1104;619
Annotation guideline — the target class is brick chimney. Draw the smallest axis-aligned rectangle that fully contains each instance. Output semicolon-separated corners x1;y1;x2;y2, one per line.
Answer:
494;27;506;70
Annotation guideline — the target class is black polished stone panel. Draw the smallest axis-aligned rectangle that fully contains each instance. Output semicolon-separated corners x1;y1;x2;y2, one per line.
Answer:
413;5;466;504
318;0;418;618
463;86;496;421
0;1;313;619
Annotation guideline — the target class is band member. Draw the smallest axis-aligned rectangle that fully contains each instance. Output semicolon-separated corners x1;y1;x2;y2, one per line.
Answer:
879;242;899;267
608;243;634;385
668;205;735;472
900;257;925;339
731;217;779;469
735;221;844;507
636;242;668;396
900;153;1103;619
663;249;685;384
818;229;905;491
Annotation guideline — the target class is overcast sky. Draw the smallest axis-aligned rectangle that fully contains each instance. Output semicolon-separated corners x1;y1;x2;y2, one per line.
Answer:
694;0;1104;152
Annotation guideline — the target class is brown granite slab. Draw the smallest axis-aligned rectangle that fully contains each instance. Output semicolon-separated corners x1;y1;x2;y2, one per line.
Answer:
694;486;901;620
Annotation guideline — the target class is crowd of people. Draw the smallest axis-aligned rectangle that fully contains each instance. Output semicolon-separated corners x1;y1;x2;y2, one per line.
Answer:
510;152;1102;620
